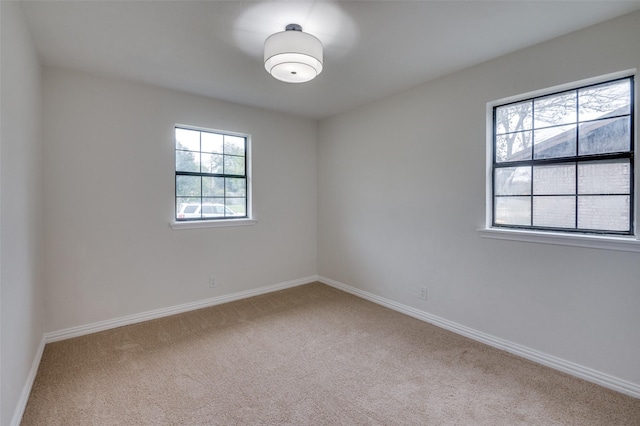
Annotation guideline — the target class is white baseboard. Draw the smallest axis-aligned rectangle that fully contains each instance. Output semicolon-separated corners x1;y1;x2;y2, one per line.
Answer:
45;275;318;343
20;272;637;426
318;275;640;399
10;276;317;425
11;336;46;426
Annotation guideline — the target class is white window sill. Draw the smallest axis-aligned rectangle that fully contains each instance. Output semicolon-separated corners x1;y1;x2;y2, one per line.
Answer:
170;218;257;230
477;227;640;253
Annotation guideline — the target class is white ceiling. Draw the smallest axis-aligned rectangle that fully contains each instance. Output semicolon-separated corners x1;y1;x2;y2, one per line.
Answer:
20;1;640;120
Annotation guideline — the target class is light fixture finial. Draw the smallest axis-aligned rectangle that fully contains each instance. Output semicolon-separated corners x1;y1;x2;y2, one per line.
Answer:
285;23;302;32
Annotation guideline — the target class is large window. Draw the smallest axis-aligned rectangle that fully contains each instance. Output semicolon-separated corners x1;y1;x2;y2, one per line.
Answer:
492;76;634;235
175;126;248;221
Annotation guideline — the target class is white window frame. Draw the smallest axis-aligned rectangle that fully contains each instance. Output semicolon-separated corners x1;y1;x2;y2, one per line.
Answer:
170;125;256;230
478;70;640;253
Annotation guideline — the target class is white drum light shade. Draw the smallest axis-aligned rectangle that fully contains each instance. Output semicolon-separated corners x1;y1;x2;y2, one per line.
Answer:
264;24;323;83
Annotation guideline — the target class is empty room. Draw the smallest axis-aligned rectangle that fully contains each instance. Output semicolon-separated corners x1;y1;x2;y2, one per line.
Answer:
2;1;640;424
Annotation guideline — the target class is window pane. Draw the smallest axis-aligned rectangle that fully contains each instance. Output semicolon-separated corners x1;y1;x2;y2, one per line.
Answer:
201;153;223;174
176;198;203;220
533;196;576;228
578;195;630;231
175;126;249;222
224;155;245;175
496;131;532;162
495;101;532;134
579;79;630;121
492;77;633;235
225;136;245;156
534;92;577;129
176;175;200;197
201;199;226;217
533;125;576;159
202;177;224;197
225;178;246;197
175;128;200;151
176;197;200;213
495;197;531;226
533;164;575;195
201;204;223;216
202;197;224;206
176;150;200;173
495;167;531;195
183;205;199;214
201;132;224;154
578;117;630;155
578;160;630;195
227;199;246;216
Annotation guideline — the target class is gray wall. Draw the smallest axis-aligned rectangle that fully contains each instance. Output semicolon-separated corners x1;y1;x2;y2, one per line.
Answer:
1;2;45;424
42;68;318;332
318;11;640;385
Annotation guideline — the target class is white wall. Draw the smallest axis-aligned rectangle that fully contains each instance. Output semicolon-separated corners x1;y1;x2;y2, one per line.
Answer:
0;2;45;424
318;11;640;386
42;68;317;332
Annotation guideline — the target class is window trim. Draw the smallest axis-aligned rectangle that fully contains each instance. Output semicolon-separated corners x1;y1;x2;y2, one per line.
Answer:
171;124;253;229
477;227;640;253
480;70;640;251
170;218;257;230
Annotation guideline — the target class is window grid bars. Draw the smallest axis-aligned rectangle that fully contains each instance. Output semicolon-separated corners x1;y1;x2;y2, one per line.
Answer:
175;127;248;221
492;76;634;235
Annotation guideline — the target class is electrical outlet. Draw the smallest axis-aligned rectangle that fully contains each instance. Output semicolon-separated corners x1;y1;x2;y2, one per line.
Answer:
209;276;217;288
419;287;427;300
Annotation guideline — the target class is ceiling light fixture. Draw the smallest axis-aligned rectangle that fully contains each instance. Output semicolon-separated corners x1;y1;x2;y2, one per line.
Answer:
264;24;323;83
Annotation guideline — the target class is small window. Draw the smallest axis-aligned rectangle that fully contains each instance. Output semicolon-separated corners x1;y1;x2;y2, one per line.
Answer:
175;126;249;221
492;76;634;235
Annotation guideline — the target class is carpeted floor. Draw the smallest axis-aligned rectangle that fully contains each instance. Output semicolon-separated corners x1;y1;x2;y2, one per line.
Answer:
22;282;640;425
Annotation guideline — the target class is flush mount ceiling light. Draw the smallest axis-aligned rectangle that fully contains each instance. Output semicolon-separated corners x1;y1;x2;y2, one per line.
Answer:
264;24;323;83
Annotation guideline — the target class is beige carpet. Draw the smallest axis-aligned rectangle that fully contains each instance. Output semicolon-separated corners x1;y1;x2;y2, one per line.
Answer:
22;283;640;425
